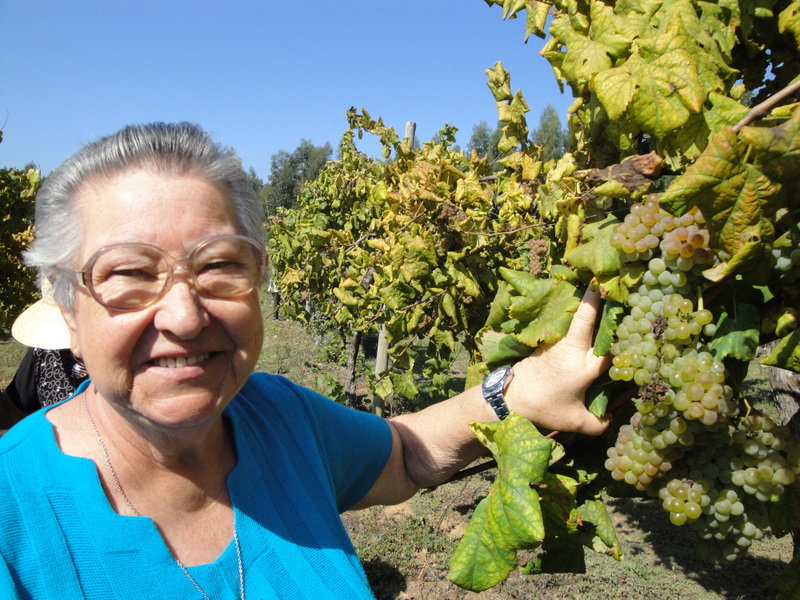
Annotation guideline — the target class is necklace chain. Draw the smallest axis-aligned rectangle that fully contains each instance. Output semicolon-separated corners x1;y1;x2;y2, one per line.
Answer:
82;394;245;600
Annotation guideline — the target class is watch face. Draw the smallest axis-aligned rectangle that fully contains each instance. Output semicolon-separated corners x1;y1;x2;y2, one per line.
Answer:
484;365;511;392
485;370;505;387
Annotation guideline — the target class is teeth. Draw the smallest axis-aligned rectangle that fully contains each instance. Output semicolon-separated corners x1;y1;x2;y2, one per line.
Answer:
155;353;209;368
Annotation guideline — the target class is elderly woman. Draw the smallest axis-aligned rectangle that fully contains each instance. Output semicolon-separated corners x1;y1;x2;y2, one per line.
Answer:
0;122;609;599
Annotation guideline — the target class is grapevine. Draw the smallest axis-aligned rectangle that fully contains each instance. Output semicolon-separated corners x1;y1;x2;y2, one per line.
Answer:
450;0;800;595
270;0;800;595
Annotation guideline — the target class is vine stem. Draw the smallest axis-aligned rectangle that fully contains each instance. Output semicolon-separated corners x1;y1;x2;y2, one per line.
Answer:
733;80;800;132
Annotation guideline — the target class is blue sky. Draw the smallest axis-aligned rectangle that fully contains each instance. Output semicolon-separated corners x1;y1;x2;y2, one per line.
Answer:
1;0;573;177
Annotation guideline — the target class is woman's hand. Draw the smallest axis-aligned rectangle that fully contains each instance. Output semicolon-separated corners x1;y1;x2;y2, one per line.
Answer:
358;286;611;507
505;286;611;435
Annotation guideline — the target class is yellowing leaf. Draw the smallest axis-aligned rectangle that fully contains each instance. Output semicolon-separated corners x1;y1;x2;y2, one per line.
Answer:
551;1;631;89
661;127;782;265
778;1;800;48
449;413;554;591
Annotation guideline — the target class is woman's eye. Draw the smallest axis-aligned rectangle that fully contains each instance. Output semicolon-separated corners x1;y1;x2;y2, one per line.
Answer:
107;267;159;280
200;260;236;272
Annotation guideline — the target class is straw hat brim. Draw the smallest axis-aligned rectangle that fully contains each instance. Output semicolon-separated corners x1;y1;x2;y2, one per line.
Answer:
11;283;72;350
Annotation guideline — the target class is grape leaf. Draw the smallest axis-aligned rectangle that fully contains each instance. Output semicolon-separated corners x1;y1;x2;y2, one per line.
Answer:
778;1;800;49
485;61;512;102
660;127;782;265
389;369;419;400
549;1;631;90
585;386;609;418
485;280;513;329
476;329;534;366
449;413;554;591
497;272;581;346
762;329;800;373
595;300;624;356
739;107;800;184
563;214;622;277
577;498;623;559
592;20;711;140
708;304;760;362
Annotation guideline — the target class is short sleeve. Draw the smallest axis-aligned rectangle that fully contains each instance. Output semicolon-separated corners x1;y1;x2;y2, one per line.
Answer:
233;374;393;512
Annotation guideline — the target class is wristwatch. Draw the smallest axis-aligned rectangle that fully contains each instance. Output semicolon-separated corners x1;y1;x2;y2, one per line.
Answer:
482;365;514;420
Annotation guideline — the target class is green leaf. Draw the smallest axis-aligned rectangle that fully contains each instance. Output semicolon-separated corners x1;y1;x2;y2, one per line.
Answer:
739;107;800;183
477;329;534;365
577;498;623;559
485;280;513;329
485;61;512;102
447;497;516;590
563;214;622;277
550;2;631;90
592;27;709;139
762;329;800;373
373;374;393;400
595;301;624;356
778;1;800;49
495;273;580;347
708;304;760;362
390;368;419;400
379;280;417;311
585;385;609;419
449;413;554;591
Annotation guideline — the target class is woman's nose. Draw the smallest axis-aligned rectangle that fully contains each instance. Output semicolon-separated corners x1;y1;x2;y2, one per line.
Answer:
152;277;210;338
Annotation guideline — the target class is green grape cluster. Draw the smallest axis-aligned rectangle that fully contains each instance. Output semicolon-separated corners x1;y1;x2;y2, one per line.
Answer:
651;412;800;563
603;197;800;564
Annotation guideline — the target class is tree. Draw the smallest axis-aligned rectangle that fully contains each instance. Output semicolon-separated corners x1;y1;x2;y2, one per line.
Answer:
261;139;332;216
0;167;40;338
247;167;264;195
530;102;567;162
467;121;493;156
467;120;506;170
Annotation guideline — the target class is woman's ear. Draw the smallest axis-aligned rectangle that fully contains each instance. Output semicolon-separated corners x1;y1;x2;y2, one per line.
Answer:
59;305;81;359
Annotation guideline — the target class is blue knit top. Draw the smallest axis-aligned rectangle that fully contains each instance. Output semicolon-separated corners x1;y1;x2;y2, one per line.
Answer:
0;373;393;599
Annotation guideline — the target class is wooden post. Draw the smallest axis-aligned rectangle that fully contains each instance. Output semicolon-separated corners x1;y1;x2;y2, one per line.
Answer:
373;121;416;417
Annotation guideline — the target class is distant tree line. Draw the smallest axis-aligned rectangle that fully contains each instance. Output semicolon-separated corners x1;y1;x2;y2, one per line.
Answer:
253;103;567;215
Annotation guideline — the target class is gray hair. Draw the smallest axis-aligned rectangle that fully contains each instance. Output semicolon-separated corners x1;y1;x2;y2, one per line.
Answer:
25;122;265;310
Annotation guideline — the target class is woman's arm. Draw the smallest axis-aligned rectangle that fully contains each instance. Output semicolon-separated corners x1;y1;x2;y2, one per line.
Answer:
355;287;611;508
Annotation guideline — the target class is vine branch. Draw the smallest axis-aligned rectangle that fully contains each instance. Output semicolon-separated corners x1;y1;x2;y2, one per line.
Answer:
733;79;800;132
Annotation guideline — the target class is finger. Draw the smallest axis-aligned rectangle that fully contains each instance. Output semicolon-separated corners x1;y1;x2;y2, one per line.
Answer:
567;287;602;344
573;410;611;436
586;347;612;377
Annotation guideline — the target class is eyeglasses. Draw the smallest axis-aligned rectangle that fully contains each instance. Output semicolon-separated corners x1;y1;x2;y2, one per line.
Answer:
60;235;265;312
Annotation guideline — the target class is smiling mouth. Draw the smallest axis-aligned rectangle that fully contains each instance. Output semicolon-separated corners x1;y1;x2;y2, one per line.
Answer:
153;353;210;368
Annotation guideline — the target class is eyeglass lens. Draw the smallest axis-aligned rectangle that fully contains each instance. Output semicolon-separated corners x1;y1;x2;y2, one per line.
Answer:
87;237;263;311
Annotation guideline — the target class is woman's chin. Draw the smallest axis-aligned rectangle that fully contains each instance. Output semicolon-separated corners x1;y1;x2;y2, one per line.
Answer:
124;391;229;432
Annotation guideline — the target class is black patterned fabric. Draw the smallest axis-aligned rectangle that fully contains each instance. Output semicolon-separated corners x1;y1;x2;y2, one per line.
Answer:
4;348;88;413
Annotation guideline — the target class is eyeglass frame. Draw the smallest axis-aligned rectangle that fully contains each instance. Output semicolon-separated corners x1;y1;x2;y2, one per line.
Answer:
56;234;267;312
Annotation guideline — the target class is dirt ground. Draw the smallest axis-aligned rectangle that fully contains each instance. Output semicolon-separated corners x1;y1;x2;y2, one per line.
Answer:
342;473;794;600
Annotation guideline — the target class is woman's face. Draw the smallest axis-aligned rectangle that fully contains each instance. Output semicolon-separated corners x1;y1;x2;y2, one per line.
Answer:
63;167;264;430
